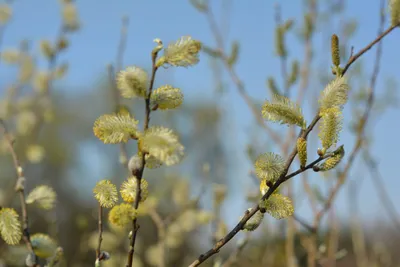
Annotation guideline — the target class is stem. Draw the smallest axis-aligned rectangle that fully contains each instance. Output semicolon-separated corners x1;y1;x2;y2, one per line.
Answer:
126;48;159;267
188;19;398;264
341;22;400;75
96;204;103;260
188;129;328;267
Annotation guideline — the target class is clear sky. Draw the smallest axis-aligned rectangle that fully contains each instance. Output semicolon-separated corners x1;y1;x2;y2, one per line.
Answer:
1;0;400;231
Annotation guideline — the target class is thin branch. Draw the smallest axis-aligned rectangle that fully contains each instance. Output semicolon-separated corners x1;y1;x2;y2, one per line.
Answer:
204;4;282;145
363;151;400;233
107;17;131;168
293;214;316;233
188;19;398;265
341;21;400;75
107;64;129;168
274;4;289;97
314;0;388;228
221;234;249;267
96;204;103;260
116;16;129;73
0;120;39;266
31;25;66;141
188;133;330;267
126;48;160;267
149;209;166;267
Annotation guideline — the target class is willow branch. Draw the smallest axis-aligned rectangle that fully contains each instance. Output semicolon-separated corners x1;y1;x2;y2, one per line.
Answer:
314;2;389;228
126;48;159;267
341;21;400;75
0;120;39;266
189;18;398;265
188;120;328;267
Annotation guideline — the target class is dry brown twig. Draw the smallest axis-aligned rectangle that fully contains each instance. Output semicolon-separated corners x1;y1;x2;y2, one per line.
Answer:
188;14;399;267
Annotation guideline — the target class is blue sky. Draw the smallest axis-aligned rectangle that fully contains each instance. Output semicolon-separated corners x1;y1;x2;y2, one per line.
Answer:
1;0;400;231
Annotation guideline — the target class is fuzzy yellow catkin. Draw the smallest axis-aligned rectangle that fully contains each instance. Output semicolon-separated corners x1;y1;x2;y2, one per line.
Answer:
331;34;340;67
390;0;400;26
0;4;11;24
275;26;286;57
288;60;299;85
120;177;148;203
40;40;54;59
242;209;264;231
227;41;239;66
297;137;307;168
56;37;69;51
267;77;281;97
304;13;314;40
315;146;345;172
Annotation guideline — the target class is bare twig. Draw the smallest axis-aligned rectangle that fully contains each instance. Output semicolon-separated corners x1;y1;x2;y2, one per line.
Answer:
0;120;39;266
341;21;400;75
126;47;160;267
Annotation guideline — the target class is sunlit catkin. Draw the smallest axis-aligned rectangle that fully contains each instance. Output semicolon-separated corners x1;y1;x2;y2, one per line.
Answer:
297;137;307;168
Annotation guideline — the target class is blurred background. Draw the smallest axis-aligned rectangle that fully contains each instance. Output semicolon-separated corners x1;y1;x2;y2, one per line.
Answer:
1;0;400;266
